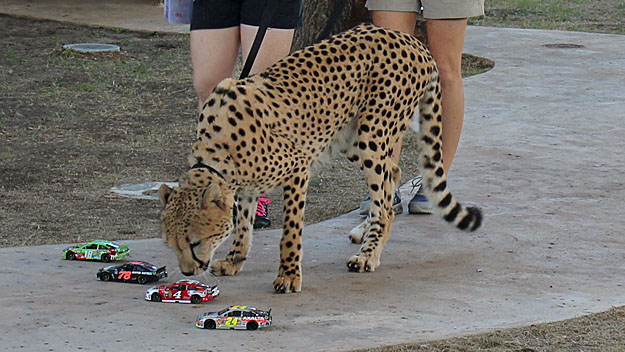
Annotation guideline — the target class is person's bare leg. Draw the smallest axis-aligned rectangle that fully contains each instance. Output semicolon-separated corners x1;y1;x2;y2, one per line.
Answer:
190;27;241;112
240;25;295;74
370;11;418;166
426;19;467;174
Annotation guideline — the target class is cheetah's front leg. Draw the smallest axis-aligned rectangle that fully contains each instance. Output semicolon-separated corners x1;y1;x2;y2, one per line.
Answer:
273;173;309;293
211;194;255;276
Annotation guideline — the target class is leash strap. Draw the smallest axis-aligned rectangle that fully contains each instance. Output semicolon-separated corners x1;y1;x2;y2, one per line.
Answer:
239;0;279;79
317;0;348;41
240;0;349;80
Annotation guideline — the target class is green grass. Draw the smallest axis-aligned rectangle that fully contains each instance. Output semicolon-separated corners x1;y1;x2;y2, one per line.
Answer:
470;0;625;34
72;82;98;92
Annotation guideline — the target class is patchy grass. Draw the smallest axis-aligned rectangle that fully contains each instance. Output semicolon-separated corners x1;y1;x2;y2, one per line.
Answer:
471;0;625;34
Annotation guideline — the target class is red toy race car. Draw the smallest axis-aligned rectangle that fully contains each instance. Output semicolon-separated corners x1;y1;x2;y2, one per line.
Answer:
145;279;219;304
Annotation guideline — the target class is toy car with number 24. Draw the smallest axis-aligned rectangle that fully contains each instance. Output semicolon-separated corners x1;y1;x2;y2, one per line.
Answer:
196;305;271;330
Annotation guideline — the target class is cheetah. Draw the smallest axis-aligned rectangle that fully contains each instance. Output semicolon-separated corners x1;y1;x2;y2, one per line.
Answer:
159;23;482;293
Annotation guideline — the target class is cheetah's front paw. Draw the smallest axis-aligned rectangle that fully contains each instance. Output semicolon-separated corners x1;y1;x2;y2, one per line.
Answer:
273;274;301;293
210;257;245;276
346;254;380;273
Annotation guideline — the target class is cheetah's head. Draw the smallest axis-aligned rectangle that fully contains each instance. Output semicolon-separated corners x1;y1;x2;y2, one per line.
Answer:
158;174;234;276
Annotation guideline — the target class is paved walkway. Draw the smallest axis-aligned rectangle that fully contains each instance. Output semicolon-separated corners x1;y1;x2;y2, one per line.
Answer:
2;1;625;351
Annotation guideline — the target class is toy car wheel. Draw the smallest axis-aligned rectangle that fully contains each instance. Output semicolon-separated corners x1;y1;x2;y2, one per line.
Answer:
100;272;111;281
137;276;147;285
205;320;216;329
66;252;75;260
246;321;258;331
151;293;162;302
101;254;111;263
191;295;202;304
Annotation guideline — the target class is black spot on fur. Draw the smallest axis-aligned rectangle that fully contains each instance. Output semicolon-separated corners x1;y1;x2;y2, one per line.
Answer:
444;203;461;222
433;181;447;192
438;193;452;207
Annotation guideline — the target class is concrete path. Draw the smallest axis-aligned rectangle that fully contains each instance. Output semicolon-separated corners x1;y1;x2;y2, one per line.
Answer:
1;2;625;351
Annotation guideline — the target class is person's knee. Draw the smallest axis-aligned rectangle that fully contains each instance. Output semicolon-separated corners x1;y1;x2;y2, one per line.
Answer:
193;76;218;102
435;60;462;89
193;79;216;112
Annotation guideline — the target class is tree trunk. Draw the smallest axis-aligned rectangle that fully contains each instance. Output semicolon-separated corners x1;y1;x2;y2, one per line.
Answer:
292;0;427;51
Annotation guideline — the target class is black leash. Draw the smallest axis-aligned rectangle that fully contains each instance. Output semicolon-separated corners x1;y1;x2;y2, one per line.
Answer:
239;0;349;80
239;0;280;79
317;0;348;41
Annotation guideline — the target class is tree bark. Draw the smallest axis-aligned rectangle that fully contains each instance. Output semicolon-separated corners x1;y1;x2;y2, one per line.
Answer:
292;0;426;51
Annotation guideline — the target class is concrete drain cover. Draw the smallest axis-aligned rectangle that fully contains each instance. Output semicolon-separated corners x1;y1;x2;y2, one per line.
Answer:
63;43;120;53
110;182;178;200
542;43;585;49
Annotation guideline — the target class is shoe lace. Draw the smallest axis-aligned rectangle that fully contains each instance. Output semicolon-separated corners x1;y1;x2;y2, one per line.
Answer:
410;175;423;194
255;195;272;217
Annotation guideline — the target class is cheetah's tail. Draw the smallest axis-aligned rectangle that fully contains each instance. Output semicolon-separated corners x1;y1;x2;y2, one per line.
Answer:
412;67;482;232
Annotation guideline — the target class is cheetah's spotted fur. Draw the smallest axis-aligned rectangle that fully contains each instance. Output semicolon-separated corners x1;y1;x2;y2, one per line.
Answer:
159;24;482;293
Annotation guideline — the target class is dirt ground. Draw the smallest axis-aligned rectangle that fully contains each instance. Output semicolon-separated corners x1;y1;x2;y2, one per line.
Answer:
3;14;625;352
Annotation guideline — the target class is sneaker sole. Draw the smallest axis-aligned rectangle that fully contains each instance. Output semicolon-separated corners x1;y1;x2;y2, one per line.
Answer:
253;219;271;229
408;205;433;215
392;202;403;215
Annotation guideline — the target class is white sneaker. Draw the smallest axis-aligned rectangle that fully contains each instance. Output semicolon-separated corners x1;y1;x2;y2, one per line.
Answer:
408;176;432;215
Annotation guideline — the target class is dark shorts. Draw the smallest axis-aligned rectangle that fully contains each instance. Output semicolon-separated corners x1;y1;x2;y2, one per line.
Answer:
191;0;303;30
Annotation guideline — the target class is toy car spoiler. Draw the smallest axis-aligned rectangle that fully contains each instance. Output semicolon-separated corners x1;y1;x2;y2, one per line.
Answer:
156;266;167;277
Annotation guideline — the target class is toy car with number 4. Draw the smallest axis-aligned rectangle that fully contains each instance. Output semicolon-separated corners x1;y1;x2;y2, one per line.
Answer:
196;305;272;330
63;240;129;262
97;261;167;284
145;279;219;304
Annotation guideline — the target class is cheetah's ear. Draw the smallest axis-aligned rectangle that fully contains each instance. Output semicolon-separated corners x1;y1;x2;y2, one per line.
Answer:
159;184;173;206
201;183;226;211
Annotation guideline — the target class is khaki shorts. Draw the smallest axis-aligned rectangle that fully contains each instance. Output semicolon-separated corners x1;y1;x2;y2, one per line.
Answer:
365;0;484;19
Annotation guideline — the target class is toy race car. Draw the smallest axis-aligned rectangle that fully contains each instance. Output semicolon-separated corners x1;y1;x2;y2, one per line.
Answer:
63;240;130;262
145;279;219;304
196;305;272;330
97;261;167;284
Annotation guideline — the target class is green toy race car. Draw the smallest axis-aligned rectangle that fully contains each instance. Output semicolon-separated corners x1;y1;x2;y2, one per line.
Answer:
62;240;130;262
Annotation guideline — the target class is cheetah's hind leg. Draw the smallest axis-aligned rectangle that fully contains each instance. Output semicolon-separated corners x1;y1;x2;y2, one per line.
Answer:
349;216;371;244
